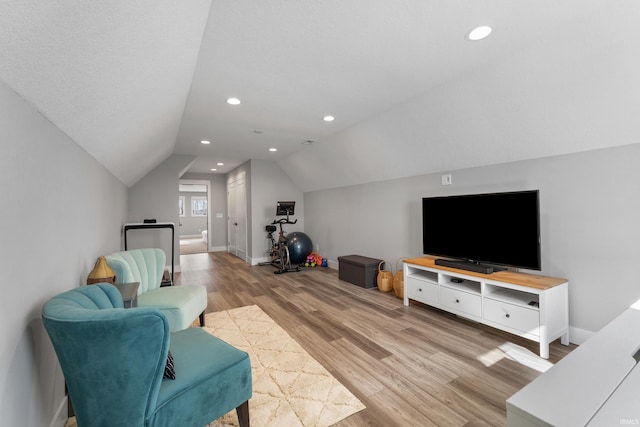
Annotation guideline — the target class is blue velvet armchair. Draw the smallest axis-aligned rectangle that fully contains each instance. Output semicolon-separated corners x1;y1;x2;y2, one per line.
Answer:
42;283;252;427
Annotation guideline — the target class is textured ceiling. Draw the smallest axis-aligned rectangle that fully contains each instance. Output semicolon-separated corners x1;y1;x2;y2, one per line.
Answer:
0;0;211;186
3;1;640;190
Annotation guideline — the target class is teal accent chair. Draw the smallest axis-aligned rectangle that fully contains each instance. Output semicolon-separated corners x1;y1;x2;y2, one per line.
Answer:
42;283;252;427
105;248;207;331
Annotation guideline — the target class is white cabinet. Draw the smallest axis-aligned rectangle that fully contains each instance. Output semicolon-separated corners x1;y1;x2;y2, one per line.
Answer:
404;269;438;305
439;285;482;319
405;277;438;305
483;299;539;337
403;256;569;359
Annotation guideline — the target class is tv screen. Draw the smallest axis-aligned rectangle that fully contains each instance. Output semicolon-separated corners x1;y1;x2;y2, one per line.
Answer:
276;201;295;216
422;190;541;271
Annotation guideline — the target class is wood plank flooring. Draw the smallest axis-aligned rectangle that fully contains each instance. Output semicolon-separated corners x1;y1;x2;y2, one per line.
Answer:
177;252;576;426
179;237;208;255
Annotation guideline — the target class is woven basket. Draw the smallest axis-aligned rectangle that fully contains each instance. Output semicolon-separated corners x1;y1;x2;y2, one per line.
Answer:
393;258;405;299
377;261;393;292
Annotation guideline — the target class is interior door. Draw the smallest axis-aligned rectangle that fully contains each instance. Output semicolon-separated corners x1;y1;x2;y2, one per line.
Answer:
227;173;247;261
227;180;237;256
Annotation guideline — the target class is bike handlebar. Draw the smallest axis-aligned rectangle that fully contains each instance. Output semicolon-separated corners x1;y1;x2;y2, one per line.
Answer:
272;218;297;225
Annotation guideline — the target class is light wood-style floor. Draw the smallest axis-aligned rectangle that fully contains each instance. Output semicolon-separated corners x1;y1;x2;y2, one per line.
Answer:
179;237;208;255
177;252;576;427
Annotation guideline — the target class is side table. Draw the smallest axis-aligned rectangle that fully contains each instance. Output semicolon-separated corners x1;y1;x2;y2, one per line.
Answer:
113;282;140;308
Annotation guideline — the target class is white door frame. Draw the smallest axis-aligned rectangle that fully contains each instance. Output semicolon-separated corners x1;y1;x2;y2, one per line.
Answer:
179;179;212;252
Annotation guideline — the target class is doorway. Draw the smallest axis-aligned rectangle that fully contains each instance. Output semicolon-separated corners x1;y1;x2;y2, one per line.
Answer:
179;180;211;255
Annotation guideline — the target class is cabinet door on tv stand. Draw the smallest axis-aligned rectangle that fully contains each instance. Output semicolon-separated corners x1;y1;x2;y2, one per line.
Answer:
440;287;482;319
406;277;438;305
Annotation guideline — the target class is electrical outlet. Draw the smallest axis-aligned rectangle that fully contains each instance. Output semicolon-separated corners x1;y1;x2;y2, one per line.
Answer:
441;174;452;185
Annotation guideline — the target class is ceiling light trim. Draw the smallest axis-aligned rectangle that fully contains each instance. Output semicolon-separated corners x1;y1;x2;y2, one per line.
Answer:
467;26;492;41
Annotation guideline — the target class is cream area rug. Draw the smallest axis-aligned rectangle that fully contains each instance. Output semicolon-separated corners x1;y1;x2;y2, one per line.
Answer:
206;305;366;427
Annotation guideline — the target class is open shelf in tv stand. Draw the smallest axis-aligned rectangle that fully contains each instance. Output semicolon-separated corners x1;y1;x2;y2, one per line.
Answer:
403;256;569;359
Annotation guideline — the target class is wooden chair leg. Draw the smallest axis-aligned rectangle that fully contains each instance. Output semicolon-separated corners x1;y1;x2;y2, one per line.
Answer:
199;311;205;327
236;400;250;427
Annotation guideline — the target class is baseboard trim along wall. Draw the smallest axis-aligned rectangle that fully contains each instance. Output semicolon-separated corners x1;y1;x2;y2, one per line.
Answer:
49;396;68;427
568;326;593;346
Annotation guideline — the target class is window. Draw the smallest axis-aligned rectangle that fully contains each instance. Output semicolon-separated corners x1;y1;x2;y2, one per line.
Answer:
191;196;207;217
178;196;185;217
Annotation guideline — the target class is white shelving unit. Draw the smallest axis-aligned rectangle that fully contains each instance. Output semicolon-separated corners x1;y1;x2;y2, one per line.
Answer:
403;256;569;359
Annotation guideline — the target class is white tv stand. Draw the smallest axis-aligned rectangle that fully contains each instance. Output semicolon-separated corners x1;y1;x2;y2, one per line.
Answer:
403;257;569;359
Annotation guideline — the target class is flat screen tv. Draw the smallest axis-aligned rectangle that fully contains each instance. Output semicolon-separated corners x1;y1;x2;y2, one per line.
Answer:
422;190;541;272
276;201;295;216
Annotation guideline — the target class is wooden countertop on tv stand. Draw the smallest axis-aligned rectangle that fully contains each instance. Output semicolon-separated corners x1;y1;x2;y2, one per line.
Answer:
403;256;567;290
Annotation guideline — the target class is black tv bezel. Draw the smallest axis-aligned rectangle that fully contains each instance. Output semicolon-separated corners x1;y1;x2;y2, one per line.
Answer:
276;201;295;216
421;190;541;271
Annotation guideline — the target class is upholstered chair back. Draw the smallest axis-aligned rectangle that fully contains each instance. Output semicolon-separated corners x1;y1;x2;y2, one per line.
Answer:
104;248;206;332
42;283;169;426
106;248;165;294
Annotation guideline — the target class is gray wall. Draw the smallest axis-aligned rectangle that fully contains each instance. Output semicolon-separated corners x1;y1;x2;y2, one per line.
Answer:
127;154;195;271
248;159;305;264
0;80;127;426
224;159;305;264
304;143;640;340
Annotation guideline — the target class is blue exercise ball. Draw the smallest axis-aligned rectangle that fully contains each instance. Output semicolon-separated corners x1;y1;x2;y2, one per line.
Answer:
286;232;313;264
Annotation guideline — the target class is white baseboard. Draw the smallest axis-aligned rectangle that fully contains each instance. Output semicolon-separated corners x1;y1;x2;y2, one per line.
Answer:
209;246;227;252
251;256;270;266
568;326;593;345
49;396;68;427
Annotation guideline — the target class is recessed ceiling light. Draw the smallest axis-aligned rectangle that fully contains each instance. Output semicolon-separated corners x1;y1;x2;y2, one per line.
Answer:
201;140;211;145
467;26;492;41
217;162;224;166
226;97;241;105
269;148;277;152
323;115;335;122
210;168;217;171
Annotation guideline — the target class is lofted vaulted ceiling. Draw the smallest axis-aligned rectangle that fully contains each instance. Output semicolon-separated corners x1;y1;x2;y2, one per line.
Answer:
2;1;639;191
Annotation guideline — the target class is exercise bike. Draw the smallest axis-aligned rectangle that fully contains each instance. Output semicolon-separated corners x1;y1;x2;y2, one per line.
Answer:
259;201;300;274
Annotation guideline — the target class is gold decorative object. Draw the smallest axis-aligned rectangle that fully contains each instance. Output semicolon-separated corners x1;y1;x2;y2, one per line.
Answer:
87;256;116;285
377;261;393;292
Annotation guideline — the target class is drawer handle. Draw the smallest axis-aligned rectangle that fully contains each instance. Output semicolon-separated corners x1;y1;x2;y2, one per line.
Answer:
418;288;422;292
505;313;510;318
455;299;460;303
